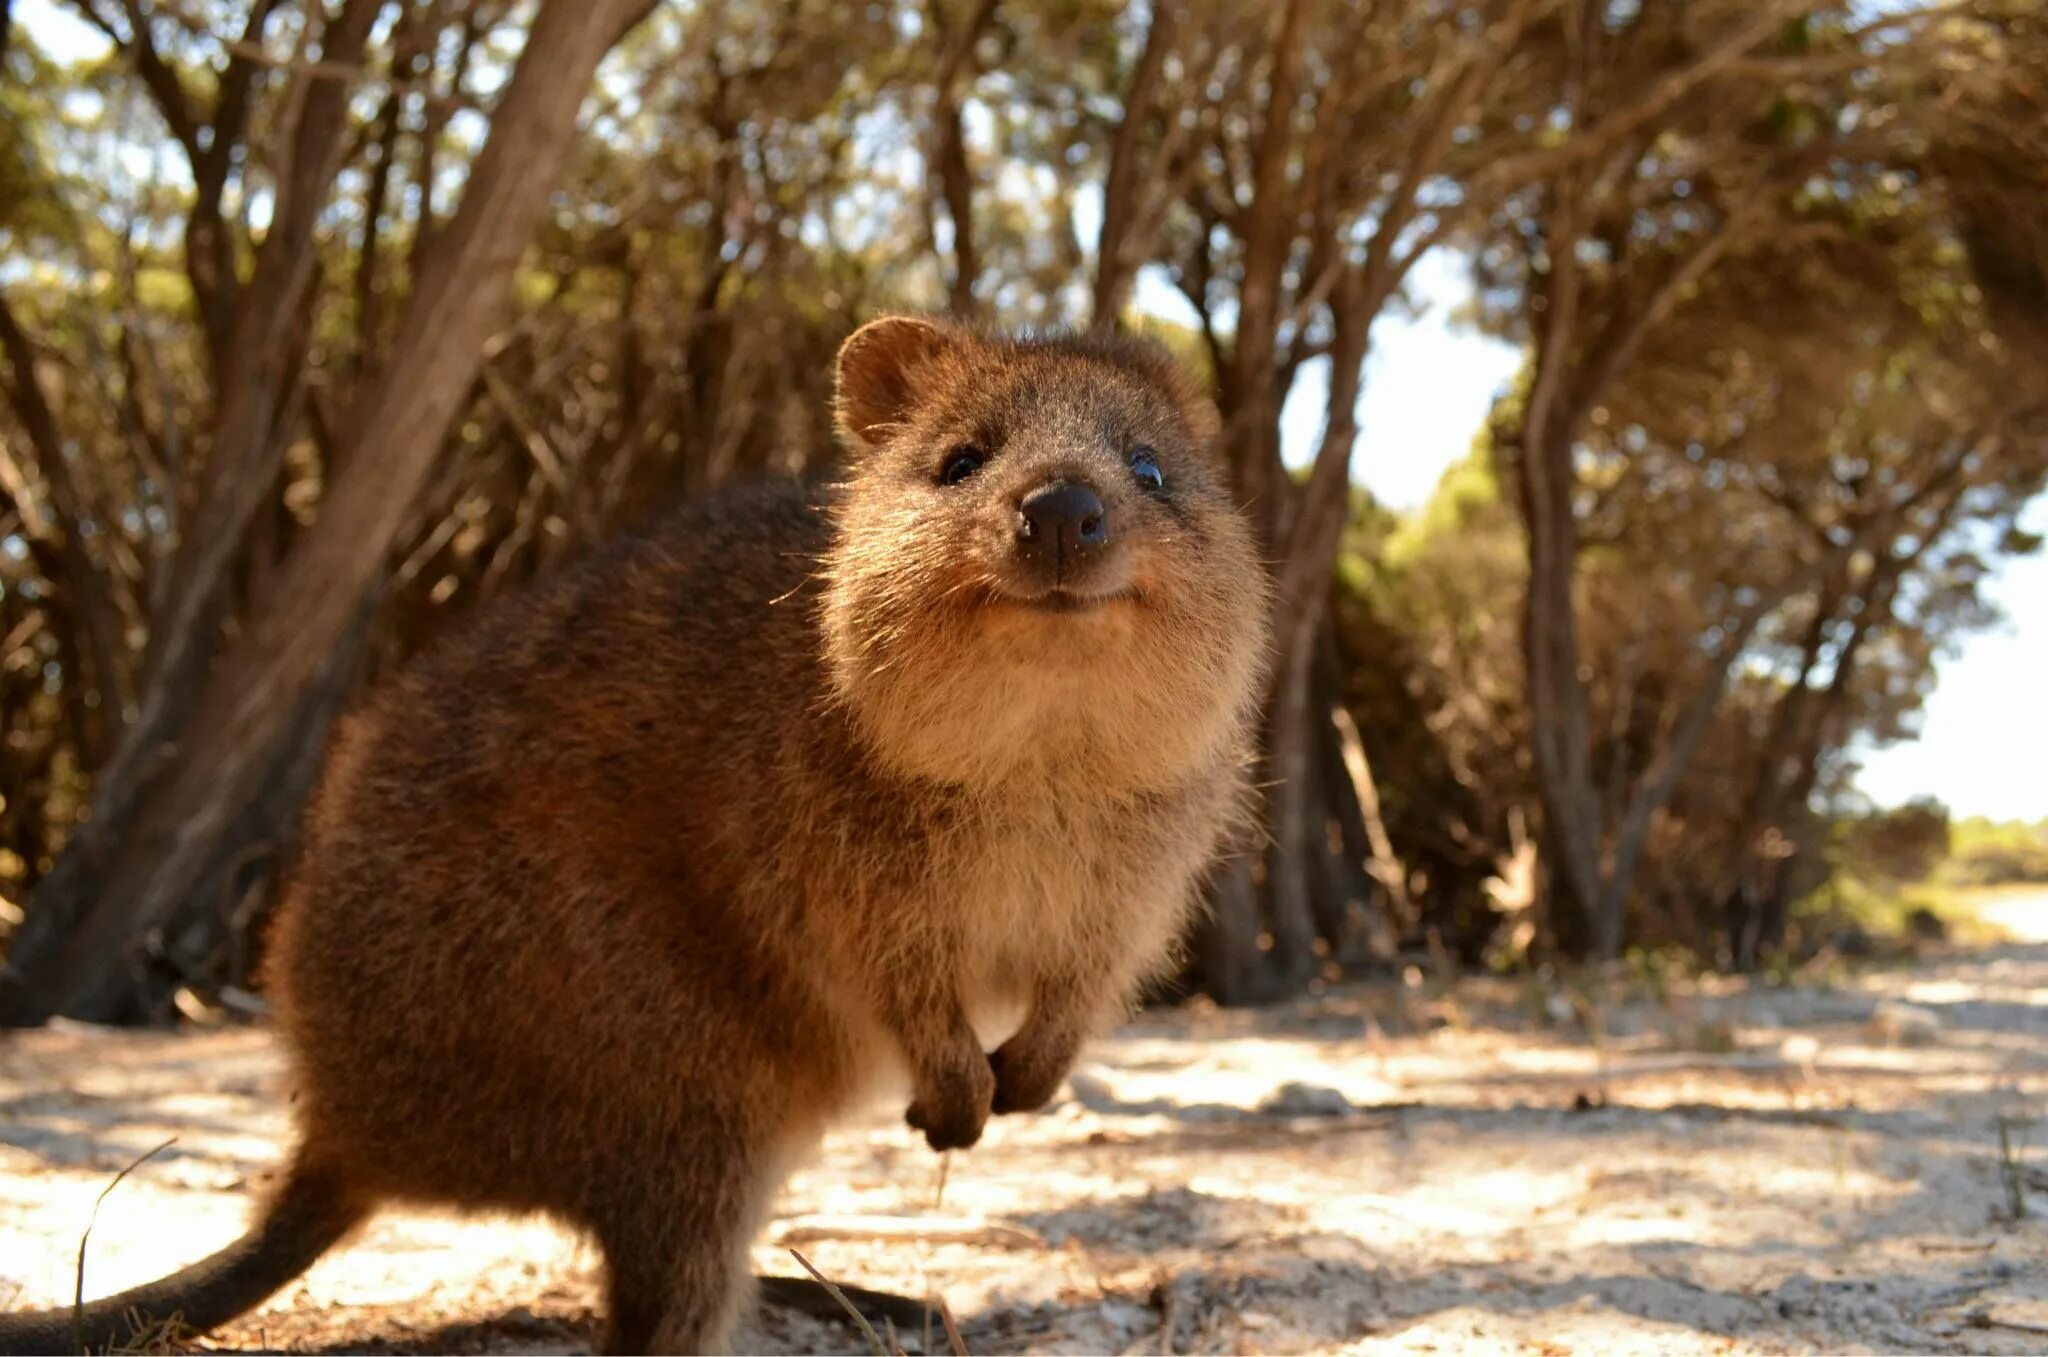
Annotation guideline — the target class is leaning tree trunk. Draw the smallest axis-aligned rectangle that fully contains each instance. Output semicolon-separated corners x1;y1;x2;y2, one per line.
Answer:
1196;647;1385;1005
1516;405;1609;953
1511;207;1610;958
1187;277;1378;1004
68;595;381;1021
0;0;650;1026
0;0;384;1020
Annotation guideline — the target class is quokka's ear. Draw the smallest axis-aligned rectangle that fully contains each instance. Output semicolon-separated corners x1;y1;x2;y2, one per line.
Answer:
1179;384;1223;451
1147;343;1223;450
834;315;959;450
1105;330;1223;452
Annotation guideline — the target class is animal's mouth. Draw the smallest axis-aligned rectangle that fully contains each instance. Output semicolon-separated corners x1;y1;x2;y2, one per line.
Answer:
1002;585;1140;613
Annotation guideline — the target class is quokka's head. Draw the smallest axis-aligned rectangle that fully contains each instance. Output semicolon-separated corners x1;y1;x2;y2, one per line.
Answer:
821;316;1269;795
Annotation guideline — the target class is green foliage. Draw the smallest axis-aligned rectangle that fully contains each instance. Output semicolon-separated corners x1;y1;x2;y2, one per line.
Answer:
1841;799;1952;886
1792;868;1932;947
1941;817;2048;887
1788;804;2048;953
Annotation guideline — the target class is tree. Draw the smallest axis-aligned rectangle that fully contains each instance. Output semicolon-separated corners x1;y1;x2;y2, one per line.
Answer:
2;0;655;1022
1080;0;1559;1000
1472;0;2029;958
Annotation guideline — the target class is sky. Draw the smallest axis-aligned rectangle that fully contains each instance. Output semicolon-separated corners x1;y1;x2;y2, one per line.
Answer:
1851;500;2048;820
13;0;2042;822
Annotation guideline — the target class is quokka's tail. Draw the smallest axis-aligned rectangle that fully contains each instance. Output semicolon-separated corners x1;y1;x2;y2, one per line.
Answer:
0;1154;934;1353
0;1158;365;1354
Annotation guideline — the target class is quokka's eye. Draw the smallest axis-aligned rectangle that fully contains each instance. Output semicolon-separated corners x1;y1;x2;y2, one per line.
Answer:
940;446;985;486
1129;445;1165;492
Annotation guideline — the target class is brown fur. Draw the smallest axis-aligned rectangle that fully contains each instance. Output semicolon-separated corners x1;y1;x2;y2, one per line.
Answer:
3;318;1267;1355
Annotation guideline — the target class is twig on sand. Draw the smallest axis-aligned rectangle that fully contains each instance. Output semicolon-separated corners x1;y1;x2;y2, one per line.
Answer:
74;1138;178;1355
934;1293;968;1357
789;1248;888;1357
1996;1114;2032;1220
1971;1308;2048;1338
1152;1271;1182;1355
773;1214;1042;1249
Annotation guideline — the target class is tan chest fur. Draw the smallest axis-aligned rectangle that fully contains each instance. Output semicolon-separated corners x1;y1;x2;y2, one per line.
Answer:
860;777;1218;1088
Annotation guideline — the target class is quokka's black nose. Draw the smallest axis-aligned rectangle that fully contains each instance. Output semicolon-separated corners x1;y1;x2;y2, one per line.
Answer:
1016;481;1109;576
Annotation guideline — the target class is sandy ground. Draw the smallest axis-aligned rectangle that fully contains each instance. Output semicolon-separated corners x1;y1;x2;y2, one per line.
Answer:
7;917;2048;1355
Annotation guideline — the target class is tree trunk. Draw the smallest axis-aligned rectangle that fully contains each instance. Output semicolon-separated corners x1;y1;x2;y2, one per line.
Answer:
1312;646;1386;963
1509;179;1613;957
0;294;129;763
1089;0;1178;328
925;0;998;318
1243;263;1376;989
1224;0;1312;548
1189;855;1270;1006
1;0;650;1025
1516;399;1608;953
5;0;388;1012
66;593;379;1021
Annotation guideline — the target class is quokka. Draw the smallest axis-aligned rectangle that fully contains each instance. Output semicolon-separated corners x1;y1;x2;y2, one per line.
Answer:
0;316;1268;1354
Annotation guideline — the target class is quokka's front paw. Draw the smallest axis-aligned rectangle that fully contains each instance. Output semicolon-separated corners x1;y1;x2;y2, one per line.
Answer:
905;1056;995;1152
988;1036;1073;1115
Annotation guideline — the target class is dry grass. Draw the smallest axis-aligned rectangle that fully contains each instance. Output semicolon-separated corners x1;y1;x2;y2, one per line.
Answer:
70;1137;180;1356
787;1249;968;1357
